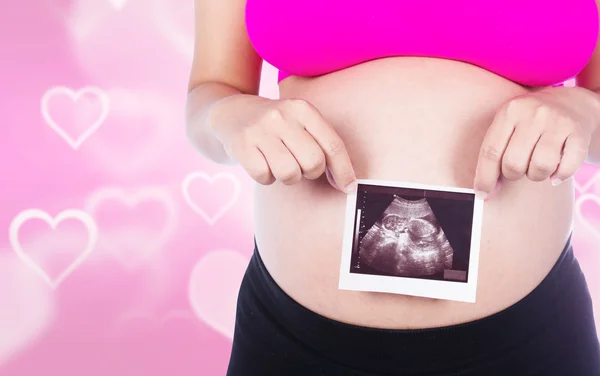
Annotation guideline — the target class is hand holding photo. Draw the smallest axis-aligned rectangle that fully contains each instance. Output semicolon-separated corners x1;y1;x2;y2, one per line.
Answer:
338;179;484;302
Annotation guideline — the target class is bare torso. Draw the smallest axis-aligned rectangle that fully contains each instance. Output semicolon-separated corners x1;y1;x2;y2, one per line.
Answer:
254;57;574;329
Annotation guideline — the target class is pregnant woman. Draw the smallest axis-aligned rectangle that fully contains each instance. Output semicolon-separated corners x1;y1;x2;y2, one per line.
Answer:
186;1;600;374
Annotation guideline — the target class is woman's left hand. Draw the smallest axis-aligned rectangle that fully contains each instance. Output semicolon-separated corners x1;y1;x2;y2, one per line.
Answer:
474;86;600;199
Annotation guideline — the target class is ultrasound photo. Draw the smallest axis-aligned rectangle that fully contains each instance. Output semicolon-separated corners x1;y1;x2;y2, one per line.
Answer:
338;179;484;302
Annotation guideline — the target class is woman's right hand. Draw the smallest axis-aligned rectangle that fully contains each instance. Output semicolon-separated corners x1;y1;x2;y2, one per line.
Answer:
209;95;358;193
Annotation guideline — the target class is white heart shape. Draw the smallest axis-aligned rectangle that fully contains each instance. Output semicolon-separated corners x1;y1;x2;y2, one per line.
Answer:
84;186;177;269
41;86;110;150
574;171;600;193
575;193;600;241
8;209;98;290
182;172;241;225
188;250;249;339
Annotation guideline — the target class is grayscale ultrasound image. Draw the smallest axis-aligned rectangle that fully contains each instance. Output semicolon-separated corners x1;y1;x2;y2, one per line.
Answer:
350;184;474;283
359;196;454;277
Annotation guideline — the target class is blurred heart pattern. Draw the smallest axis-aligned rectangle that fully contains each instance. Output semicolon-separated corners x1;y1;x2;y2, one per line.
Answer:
0;2;598;376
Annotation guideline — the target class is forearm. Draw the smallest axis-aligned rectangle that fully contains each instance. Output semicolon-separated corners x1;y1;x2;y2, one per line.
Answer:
185;82;248;165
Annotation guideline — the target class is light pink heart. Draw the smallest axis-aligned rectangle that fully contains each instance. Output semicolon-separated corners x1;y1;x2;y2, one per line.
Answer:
182;172;241;225
8;209;98;289
0;252;55;366
84;187;177;270
575;193;600;241
574;165;600;193
41;86;110;150
188;250;249;339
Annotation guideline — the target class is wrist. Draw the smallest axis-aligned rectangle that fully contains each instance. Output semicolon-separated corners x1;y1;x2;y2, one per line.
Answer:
209;94;274;146
207;93;259;133
552;85;600;132
185;84;246;165
208;94;273;164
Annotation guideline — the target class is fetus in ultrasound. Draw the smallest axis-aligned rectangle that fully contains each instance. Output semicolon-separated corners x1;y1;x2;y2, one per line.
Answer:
359;196;453;277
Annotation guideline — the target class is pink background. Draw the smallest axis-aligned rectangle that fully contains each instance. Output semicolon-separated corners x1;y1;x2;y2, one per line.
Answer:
1;1;599;375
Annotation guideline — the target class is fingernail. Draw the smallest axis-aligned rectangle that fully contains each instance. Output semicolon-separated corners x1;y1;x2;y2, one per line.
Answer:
325;168;341;190
551;178;563;186
475;190;487;200
345;181;358;193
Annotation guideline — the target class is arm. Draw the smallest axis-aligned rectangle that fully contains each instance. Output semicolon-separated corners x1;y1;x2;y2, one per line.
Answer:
185;0;357;191
575;1;600;165
186;0;263;165
474;17;600;195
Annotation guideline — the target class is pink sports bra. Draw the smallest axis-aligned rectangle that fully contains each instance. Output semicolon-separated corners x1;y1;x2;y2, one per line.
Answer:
245;1;599;87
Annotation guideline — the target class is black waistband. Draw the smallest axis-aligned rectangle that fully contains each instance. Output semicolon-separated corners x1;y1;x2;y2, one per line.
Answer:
246;236;592;374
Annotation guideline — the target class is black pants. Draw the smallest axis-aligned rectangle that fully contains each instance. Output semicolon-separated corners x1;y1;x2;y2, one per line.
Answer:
227;239;600;375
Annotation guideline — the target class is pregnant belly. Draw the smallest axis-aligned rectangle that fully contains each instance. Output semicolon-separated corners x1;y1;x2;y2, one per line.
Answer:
253;57;574;329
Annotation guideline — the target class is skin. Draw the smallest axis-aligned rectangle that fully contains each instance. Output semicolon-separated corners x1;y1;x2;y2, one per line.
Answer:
474;85;600;199
187;0;600;329
473;16;600;198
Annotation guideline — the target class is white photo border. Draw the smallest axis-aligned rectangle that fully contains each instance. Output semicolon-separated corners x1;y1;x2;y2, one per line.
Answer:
338;179;484;303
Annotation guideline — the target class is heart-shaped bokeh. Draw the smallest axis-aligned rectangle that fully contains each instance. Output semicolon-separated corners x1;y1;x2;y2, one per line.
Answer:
0;251;56;367
41;86;110;150
8;209;98;289
188;250;249;339
84;187;177;270
182;172;241;225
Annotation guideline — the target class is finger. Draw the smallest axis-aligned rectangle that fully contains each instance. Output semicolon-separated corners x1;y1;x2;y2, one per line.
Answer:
551;134;590;185
501;121;541;181
279;123;326;180
474;109;515;195
239;146;275;185
257;138;302;185
527;131;564;182
485;176;504;201
325;167;341;190
296;105;356;192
